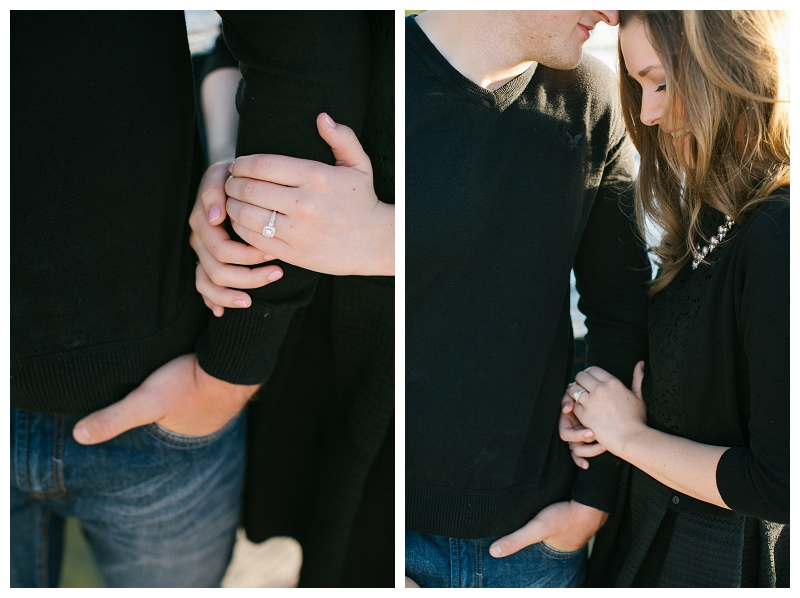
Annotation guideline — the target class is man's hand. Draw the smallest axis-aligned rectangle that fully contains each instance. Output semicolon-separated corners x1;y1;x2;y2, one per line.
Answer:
489;500;608;558
559;391;606;469
72;354;260;444
189;161;284;317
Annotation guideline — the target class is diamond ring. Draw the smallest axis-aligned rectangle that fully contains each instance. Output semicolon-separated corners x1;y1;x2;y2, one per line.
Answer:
262;210;277;238
572;387;587;403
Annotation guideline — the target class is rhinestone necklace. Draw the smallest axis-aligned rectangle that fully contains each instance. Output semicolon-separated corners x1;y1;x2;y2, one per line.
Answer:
691;214;735;270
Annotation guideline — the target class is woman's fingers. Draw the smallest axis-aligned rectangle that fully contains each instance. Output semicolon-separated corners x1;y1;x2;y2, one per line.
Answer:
230;219;292;258
582;366;613;381
196;263;251;312
201;293;225;318
193;229;283;291
189;227;268;267
224;173;299;214
574;369;605;392
558;402;594;442
226;197;290;242
198;161;232;224
568;447;589;470
571;441;606;459
231;153;320;188
632;360;645;400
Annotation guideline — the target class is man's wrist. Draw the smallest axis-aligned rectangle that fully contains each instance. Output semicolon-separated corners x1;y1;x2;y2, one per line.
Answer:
195;358;260;405
570;499;609;534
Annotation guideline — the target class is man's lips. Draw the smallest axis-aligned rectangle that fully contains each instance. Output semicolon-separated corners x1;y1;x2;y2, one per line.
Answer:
577;23;595;39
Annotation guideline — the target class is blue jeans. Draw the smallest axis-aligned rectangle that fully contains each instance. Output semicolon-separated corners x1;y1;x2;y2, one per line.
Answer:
10;406;246;588
405;531;587;588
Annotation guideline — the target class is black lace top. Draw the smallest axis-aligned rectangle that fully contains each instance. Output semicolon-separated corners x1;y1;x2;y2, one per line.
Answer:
645;208;730;435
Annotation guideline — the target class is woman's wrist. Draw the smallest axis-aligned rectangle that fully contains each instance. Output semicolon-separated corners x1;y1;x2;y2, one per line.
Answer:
615;421;652;464
369;201;395;276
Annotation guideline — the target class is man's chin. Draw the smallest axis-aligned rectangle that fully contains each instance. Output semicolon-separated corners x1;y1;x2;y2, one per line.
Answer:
540;49;584;71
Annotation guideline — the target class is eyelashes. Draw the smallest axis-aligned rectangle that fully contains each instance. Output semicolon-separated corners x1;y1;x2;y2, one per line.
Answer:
656;84;666;93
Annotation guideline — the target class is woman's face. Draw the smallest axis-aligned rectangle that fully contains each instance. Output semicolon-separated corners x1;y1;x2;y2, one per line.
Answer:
620;20;691;158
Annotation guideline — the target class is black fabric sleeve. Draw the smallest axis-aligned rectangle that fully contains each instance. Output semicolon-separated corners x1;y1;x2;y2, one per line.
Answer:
195;11;373;384
716;200;789;523
570;130;651;513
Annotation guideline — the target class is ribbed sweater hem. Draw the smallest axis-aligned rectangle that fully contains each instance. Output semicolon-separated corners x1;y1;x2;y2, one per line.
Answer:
406;468;574;539
196;298;297;385
11;295;208;413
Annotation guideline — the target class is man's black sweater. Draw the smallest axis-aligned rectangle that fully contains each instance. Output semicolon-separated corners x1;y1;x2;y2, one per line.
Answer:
12;11;364;412
405;15;651;538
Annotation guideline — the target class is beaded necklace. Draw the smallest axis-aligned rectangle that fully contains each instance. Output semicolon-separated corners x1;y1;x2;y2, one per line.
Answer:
691;214;735;270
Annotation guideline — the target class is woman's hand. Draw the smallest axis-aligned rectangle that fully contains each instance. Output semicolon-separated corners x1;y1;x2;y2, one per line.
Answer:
568;361;648;457
224;113;393;277
559;391;606;469
191;114;394;314
188;161;284;317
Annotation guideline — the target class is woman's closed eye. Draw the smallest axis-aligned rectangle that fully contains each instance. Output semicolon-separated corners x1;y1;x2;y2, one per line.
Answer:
655;83;666;93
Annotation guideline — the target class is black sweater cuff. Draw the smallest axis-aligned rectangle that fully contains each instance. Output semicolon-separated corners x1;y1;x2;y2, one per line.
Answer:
570;451;623;513
195;299;295;385
716;447;789;524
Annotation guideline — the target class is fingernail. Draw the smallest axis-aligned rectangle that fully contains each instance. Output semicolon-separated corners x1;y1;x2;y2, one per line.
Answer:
584;430;593;438
264;254;275;261
268;270;283;282
489;544;503;557
208;206;221;222
582;462;589;469
324;113;336;129
214;307;223;317
74;423;93;444
234;299;248;307
228;161;234;173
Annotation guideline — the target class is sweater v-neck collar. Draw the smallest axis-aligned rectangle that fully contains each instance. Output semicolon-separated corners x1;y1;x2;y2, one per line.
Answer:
406;15;536;112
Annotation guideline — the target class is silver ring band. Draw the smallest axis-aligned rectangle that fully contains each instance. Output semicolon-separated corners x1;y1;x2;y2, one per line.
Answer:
262;210;277;238
572;387;587;403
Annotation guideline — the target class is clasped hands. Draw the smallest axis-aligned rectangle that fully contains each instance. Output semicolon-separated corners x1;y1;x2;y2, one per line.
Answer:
189;112;394;316
559;361;648;468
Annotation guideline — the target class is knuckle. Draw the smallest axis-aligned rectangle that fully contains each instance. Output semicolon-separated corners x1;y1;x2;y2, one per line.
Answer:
240;206;260;229
253;155;273;177
206;239;223;259
299;198;321;220
241;180;256;200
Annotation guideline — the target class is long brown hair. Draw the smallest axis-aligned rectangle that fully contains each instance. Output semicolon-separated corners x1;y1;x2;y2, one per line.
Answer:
618;11;789;293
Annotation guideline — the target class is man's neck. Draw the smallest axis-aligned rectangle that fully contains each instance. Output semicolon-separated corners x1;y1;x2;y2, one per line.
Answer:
415;11;535;92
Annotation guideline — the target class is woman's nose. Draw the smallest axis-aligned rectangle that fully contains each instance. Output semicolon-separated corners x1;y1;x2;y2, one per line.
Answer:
640;97;661;127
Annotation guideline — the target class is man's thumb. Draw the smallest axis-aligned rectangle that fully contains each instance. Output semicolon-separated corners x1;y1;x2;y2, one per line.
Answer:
489;517;547;558
316;112;372;174
73;388;160;445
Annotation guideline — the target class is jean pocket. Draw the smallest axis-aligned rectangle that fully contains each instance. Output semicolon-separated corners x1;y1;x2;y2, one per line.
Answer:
535;541;585;560
141;411;243;449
